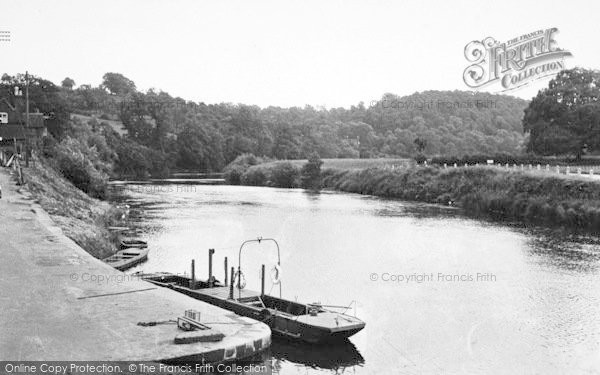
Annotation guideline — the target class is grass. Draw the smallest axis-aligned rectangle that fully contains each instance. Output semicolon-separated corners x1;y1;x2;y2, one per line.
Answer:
262;158;411;170
22;158;123;259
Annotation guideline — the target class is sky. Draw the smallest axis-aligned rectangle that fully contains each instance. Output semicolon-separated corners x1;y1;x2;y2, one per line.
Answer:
1;0;599;108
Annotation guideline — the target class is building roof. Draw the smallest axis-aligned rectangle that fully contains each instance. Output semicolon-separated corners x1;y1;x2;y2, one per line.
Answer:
0;124;26;140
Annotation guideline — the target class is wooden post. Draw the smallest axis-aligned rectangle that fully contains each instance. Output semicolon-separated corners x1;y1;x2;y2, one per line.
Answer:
190;259;196;289
261;264;265;297
228;267;234;300
208;248;215;287
224;257;228;286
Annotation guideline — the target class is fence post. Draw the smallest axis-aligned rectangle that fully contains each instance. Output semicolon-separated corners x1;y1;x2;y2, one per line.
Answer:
261;264;265;297
228;267;235;299
190;259;196;289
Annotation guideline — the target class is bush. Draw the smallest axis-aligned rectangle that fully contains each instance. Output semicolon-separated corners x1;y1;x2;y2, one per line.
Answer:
224;164;245;185
223;153;272;185
271;162;300;188
52;137;109;198
414;153;427;165
241;165;269;186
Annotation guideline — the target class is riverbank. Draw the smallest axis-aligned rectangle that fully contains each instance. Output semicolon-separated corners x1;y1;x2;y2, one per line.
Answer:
21;159;121;259
322;166;600;230
0;167;271;361
227;160;600;231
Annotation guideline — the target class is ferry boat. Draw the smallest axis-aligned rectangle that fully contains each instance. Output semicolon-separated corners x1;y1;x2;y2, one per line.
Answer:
139;238;365;344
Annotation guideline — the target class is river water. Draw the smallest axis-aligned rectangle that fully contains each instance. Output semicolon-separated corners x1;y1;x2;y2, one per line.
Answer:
109;182;600;374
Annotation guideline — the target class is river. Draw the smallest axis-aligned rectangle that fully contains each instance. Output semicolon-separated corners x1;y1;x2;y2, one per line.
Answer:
109;182;600;374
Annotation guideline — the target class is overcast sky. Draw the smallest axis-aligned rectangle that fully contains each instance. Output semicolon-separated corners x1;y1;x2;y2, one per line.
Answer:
2;0;598;108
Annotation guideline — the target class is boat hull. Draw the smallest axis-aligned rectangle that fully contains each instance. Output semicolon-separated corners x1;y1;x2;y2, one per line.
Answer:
141;275;365;344
103;249;149;271
119;239;148;250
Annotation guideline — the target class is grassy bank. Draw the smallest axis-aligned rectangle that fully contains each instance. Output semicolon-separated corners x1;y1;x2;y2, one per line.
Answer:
227;157;600;231
22;159;122;259
321;166;600;230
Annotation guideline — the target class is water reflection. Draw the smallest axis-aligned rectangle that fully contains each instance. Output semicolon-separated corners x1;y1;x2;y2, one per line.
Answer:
269;339;364;371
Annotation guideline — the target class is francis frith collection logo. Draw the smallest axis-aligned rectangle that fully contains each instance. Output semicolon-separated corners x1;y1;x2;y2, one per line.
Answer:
463;27;572;92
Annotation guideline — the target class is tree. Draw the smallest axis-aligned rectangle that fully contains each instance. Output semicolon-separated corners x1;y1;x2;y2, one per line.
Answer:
301;152;323;190
176;122;225;171
61;77;75;90
414;137;427;153
101;72;136;96
523;68;600;157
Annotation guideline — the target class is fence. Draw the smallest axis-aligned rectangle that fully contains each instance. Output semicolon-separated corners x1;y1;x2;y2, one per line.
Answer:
381;161;600;179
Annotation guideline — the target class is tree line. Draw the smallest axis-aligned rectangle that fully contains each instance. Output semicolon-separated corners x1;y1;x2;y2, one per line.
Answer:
49;73;529;174
7;69;600;199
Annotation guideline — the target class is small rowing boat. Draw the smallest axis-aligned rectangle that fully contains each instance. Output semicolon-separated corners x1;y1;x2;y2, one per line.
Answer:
119;239;148;250
103;248;149;271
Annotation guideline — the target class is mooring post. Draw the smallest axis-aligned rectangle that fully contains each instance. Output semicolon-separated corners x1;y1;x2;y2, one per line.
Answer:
228;267;235;300
261;264;265;297
191;259;196;289
208;248;215;287
224;257;228;286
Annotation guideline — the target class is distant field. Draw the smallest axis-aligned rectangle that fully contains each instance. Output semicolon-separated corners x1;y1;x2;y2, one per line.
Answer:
264;158;412;169
72;114;128;136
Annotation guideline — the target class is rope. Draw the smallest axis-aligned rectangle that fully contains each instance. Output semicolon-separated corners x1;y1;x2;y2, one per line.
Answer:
137;320;176;327
77;287;156;299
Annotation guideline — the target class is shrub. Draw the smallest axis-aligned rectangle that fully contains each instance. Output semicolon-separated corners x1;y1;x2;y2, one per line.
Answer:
52;137;108;198
224;165;245;185
271;162;300;188
241;165;269;186
223;153;272;185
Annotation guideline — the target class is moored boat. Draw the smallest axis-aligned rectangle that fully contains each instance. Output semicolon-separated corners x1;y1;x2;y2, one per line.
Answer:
103;248;149;271
139;238;365;344
119;238;148;249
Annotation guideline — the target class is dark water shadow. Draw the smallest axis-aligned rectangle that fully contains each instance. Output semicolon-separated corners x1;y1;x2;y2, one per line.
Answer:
269;338;364;371
522;228;600;273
